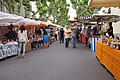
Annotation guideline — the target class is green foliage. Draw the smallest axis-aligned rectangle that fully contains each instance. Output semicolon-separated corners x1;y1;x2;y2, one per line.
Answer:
16;4;20;14
15;0;20;3
3;0;99;26
23;0;32;11
10;0;16;12
3;0;72;26
33;0;70;26
2;0;32;15
70;0;99;18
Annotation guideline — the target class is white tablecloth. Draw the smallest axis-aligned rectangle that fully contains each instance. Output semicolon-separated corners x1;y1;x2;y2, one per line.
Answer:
0;42;18;59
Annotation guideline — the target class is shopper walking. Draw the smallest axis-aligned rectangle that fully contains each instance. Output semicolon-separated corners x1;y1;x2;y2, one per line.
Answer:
45;27;50;47
71;24;77;48
55;29;59;41
85;26;92;46
43;28;49;48
17;25;28;59
76;28;80;42
64;26;71;48
59;28;64;44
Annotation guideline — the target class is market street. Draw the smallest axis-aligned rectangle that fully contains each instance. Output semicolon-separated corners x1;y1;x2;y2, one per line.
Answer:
0;41;114;80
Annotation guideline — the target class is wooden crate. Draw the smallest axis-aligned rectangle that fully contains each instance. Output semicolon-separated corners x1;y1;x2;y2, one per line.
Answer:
26;42;31;52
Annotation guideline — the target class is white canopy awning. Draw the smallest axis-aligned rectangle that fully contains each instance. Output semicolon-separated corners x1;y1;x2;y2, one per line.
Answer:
88;0;120;8
0;12;23;23
21;18;40;26
57;25;63;28
0;12;24;26
92;14;120;22
52;24;63;28
0;12;41;26
39;21;49;27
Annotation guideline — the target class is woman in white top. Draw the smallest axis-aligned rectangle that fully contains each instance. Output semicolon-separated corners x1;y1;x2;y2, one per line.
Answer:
17;25;28;59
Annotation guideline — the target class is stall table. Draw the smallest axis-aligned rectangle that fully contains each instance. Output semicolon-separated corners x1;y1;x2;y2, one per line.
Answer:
96;41;120;80
0;42;18;59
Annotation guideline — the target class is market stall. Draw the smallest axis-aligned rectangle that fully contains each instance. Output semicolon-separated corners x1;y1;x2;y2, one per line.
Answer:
90;14;120;51
96;41;120;80
88;1;120;80
0;12;38;57
78;16;93;44
21;18;41;52
78;16;100;49
0;12;23;60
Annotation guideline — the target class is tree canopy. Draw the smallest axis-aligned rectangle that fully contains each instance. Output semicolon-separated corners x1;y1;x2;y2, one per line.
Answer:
70;0;99;18
3;0;99;26
33;0;70;26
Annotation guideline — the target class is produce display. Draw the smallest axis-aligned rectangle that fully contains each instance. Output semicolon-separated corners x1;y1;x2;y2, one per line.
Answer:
101;35;120;50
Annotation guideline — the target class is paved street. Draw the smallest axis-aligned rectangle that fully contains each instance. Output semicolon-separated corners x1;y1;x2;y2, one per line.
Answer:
0;41;114;80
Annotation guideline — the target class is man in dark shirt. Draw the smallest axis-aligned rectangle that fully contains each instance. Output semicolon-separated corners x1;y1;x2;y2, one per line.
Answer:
93;25;97;35
5;27;17;41
107;22;114;38
60;28;64;44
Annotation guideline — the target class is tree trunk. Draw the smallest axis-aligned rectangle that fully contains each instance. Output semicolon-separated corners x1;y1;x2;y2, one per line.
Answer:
18;0;23;16
6;0;12;13
39;14;42;20
0;0;9;12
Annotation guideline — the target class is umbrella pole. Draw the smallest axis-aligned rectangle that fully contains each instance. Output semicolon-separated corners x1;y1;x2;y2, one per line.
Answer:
101;18;103;27
101;18;104;33
100;18;104;42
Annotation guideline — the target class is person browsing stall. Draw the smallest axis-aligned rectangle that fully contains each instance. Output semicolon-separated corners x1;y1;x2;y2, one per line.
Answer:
107;22;114;38
71;24;77;48
17;25;28;59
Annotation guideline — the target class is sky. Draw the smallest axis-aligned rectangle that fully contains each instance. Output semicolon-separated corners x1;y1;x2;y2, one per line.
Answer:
66;0;77;20
31;2;39;18
31;0;76;20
